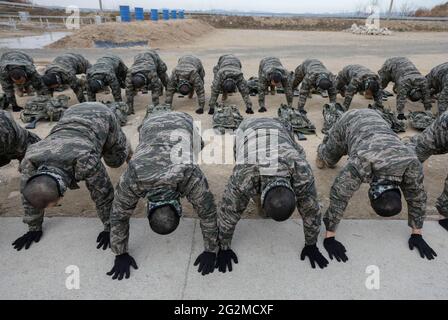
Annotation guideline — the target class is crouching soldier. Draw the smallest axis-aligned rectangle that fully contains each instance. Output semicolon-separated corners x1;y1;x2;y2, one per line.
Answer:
316;109;436;261
165;55;205;112
0;110;40;167
217;118;328;272
336;64;383;110
107;111;219;280
12;102;131;251
205;54;254;115
378;57;432;120
258;57;293;113
87;54;128;103
293;59;337;113
42;53;91;103
407;111;448;232
0;51;44;112
426;62;448;115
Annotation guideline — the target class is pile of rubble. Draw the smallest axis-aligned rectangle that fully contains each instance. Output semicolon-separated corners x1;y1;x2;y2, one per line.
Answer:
345;23;392;35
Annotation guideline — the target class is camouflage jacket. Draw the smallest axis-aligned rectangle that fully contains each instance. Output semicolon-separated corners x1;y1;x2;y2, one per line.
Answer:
209;54;253;110
293;59;337;110
0;51;44;106
218;118;322;249
378;57;432;114
166;55;205;108
44;53;91;103
336;64;383;109
258;57;293;109
110;111;218;255
0;110;40;166
317;109;426;231
87;54;128;102
426;62;448;114
19;102;130;232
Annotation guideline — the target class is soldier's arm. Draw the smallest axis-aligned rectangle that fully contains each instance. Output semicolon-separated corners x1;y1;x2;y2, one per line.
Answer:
292;66;304;89
343;79;359;110
125;73;135;108
103;117;130;168
421;83;433;111
108;75;123;102
437;83;448;114
400;160;427;230
378;66;390;89
396;81;409;115
69;75;86;103
192;72;206;109
165;73;177;105
184;166;219;253
19;160;45;231
117;61;128;88
283;74;293;107
327;75;338;103
297;76;312;110
208;72;222;108
236;75;253;110
323;160;364;232
151;76;161;106
258;73;268;109
28;70;44;94
409;119;439;162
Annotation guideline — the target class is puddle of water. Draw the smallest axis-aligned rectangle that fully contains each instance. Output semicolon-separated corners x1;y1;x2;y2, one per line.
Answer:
0;32;71;49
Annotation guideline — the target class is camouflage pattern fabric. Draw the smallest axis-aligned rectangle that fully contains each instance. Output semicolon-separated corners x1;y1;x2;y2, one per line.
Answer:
317;108;426;232
409;111;435;130
0;93;7;109
0;110;40;166
368;104;407;133
293;59;337;111
19;102;130;232
20;94;70;123
378;57;432;114
0;51;44;108
110;111;218;255
166;55;205;109
102;101;129;126
426;62;448;115
277;104;316;135
258;57;293;110
322;102;346;134
218;117;323;249
247;76;259;96
44;53;91;103
212;104;244;134
145;103;173;119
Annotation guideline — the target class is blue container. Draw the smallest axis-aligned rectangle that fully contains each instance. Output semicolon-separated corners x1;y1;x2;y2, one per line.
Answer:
179;10;185;19
135;7;144;21
150;9;158;21
119;5;131;22
171;10;177;19
162;9;169;20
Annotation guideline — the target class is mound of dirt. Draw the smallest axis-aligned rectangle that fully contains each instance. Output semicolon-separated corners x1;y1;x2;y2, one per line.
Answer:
415;2;448;17
46;19;215;49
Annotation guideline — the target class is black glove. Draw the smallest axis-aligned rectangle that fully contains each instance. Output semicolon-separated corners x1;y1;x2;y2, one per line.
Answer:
106;253;138;280
195;107;204;114
216;249;238;273
96;231;110;250
439;218;448;232
208;108;215;115
12;231;42;251
300;244;329;269
397;113;407;120
409;234;437;260
194;251;216;276
323;237;348;263
258;107;267;113
246;108;254;114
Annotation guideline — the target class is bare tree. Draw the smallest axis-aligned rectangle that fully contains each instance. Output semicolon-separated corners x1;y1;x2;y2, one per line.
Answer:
399;1;416;17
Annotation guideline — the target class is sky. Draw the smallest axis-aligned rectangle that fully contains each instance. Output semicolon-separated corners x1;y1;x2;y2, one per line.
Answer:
33;0;445;14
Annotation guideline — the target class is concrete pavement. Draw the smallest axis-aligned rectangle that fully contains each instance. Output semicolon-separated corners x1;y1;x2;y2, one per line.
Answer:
0;217;447;300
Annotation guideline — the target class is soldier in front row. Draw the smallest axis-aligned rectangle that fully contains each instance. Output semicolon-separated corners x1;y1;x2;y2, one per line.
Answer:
87;54;128;103
0;110;40;168
206;54;254;115
165;55;206;112
258;57;293;113
316;109;436;262
378;57;432;120
217;118;328;273
42;53;91;103
336;64;383;110
425;62;448;115
107;111;219;280
407;111;448;232
0;50;44;112
12;103;131;252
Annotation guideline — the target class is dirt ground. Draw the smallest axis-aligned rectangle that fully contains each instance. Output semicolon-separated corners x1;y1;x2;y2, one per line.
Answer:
1;28;447;224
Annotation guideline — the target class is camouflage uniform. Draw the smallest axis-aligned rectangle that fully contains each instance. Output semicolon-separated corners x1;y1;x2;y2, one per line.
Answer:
293;59;337;112
165;55;205;109
258;57;293;110
218;118;323;249
44;53;91;103
209;54;253;111
110;111;218;255
0;110;40;167
409;111;448;217
317;109;426;231
87;54;128;102
378;57;432;115
125;51;167;113
19;102;130;232
0;51;44;108
426;62;448;115
336;64;383;110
